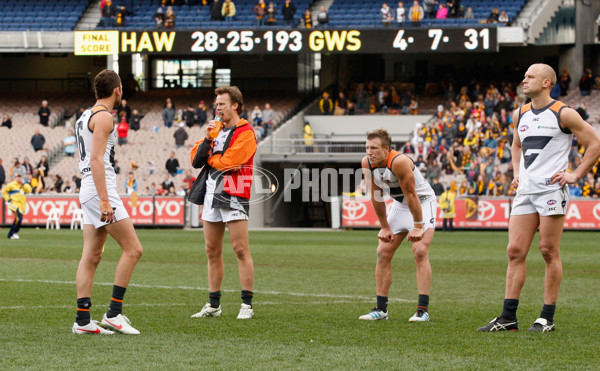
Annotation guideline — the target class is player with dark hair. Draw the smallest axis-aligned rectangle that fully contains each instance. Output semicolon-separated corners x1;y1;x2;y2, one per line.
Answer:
478;63;600;332
188;86;258;320
72;69;143;335
359;128;437;322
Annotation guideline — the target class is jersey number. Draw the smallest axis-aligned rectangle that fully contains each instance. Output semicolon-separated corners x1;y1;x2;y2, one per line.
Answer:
75;120;86;161
522;136;552;169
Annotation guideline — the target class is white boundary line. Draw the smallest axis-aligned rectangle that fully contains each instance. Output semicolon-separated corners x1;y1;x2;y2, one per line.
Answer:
0;278;410;303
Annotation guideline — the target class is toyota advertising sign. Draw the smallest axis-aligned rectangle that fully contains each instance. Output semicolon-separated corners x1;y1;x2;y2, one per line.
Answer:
342;197;600;230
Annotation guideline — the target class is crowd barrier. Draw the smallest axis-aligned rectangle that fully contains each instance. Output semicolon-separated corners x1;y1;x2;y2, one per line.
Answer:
1;195;186;227
340;196;600;230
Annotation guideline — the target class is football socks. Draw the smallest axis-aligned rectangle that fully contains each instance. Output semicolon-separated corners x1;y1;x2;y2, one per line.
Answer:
107;285;127;318
540;304;556;321
376;295;388;313
241;290;253;306
417;294;429;313
209;291;221;308
76;297;92;326
501;298;519;321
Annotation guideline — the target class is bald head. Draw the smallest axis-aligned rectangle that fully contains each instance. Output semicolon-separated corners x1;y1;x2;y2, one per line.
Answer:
530;63;557;86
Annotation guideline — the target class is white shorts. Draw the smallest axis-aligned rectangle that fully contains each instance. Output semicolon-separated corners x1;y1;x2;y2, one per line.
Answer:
81;190;129;229
511;186;569;216
388;196;437;234
202;191;248;223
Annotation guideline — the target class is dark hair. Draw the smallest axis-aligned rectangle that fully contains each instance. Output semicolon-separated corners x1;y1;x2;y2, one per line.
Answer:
94;69;121;99
366;128;392;148
215;86;244;114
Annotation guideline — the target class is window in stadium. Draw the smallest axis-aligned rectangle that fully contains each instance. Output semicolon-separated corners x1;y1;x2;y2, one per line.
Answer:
152;59;214;88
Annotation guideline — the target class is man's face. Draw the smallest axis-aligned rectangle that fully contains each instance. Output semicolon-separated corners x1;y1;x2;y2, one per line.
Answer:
114;84;123;107
365;138;389;166
522;65;549;96
216;93;239;123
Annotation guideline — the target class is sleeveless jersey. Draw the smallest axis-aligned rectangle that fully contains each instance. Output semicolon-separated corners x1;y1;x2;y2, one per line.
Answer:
76;105;118;203
369;150;435;202
516;100;571;194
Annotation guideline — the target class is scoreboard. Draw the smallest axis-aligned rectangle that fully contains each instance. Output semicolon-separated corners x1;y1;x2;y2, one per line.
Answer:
75;27;498;55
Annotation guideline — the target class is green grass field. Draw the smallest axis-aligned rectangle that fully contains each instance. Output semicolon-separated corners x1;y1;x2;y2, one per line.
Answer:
1;228;598;370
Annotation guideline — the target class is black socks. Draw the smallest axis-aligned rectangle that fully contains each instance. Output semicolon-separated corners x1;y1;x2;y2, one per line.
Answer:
209;291;221;308
106;285;127;318
417;294;429;313
501;299;519;321
241;290;253;306
540;304;556;321
76;297;92;326
376;295;388;313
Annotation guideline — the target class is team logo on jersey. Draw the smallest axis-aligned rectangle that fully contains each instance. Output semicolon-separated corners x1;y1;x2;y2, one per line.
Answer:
519;125;529;132
547;200;557;205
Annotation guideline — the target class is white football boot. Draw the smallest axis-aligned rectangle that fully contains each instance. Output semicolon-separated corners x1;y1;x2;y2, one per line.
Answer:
72;320;114;335
359;308;388;320
191;303;222;318
237;304;254;319
100;313;140;335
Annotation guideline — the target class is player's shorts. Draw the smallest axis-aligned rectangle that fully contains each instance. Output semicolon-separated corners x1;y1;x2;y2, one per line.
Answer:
388;195;437;235
202;191;248;223
511;186;569;216
81;190;129;229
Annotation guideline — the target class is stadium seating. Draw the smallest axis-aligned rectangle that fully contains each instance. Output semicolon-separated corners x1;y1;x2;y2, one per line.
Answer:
0;0;88;32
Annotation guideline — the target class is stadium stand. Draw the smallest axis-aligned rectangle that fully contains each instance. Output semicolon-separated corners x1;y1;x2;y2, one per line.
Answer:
0;0;88;32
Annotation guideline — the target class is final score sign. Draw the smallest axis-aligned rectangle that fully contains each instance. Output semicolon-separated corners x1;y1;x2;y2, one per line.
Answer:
75;27;497;56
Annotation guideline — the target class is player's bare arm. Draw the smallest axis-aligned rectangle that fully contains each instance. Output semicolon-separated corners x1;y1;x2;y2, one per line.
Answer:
90;111;115;223
392;156;424;242
510;108;522;189
552;108;600;186
362;156;392;242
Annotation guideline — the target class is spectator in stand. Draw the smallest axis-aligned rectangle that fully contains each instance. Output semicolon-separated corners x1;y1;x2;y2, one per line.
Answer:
11;159;27;180
354;83;368;113
456;4;465;18
576;103;589;121
154;7;166;28
161;174;174;191
155;184;166;196
486;8;499;23
435;3;448;19
302;9;312;28
38;100;50;126
447;0;459;18
254;0;267;26
282;0;296;27
250;105;263;125
165;6;176;28
558;68;571;96
579;68;594;96
409;98;419;115
266;2;277;25
125;172;138;194
130;109;141;131
402;140;415;154
31;129;45;152
63;180;74;194
195;100;208;126
148;182;157;196
64;130;77;157
262;102;275;136
1;114;12;129
118;99;132;122
165;152;180;178
211;0;225;21
117;116;129;145
163;102;175;128
53;175;64;193
0;158;5;187
498;10;509;25
381;2;395;27
221;0;236;22
317;6;329;27
423;0;437;19
439;186;455;231
72;175;81;192
464;6;474;19
319;92;334;115
183;105;195;128
116;3;127;27
174;122;189;148
183;170;196;189
335;91;348;115
101;0;117;27
396;2;406;25
409;0;424;25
